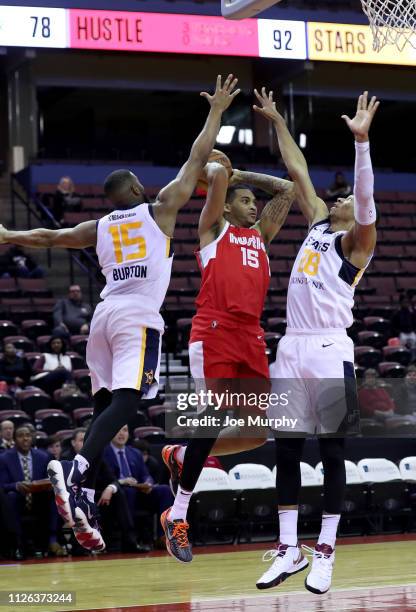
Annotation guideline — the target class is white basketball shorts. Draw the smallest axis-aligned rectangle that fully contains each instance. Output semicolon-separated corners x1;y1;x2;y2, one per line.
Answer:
86;299;162;397
268;329;359;435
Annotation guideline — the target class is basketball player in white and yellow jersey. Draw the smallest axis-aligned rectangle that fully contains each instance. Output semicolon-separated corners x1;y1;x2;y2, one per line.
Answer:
0;75;241;551
253;89;379;594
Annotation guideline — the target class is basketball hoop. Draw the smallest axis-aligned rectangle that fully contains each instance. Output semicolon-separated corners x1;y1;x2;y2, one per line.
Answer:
221;0;281;20
360;0;416;51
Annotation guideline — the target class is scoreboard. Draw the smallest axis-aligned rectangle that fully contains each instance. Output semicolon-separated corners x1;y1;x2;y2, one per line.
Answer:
1;5;415;66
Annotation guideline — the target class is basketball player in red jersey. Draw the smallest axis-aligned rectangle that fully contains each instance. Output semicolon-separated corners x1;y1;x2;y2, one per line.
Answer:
161;153;296;562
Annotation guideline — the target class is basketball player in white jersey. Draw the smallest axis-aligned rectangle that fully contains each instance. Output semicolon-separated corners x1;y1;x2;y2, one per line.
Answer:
0;74;240;551
253;89;379;594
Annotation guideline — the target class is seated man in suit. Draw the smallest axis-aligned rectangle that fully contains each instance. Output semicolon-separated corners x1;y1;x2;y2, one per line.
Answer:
0;425;66;559
104;426;173;545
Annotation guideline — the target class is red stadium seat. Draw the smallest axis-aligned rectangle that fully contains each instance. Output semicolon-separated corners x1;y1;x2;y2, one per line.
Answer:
72;369;91;394
70;335;89;355
174;227;193;241
3;335;34;352
401;260;416;274
66;351;86;369
17;389;51;416
378;362;406;378
0;320;18;340
54;429;75;441
72;407;94;426
354;346;382;368
357;331;385;349
0;278;19;296
363;317;391;334
169;277;191;292
25;351;42;366
0;395;15;411
39;412;72;435
396;277;416;291
54;389;90;412
147;405;166;429
36;335;52;350
63;212;90;226
21;319;49;340
269;260;289;273
382;346;412;366
134;426;165;442
0;409;30;426
267;317;287;334
17;278;50;296
172;259;199;274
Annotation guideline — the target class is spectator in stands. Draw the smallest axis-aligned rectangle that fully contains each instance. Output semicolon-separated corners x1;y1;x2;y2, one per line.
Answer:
393;365;416;416
0;420;14;450
4;246;44;278
0;425;66;558
53;285;92;336
46;436;62;460
133;439;163;483
325;171;352;201
0;342;33;392
104;426;173;545
52;176;82;222
358;368;396;419
61;427;85;461
31;336;72;394
391;295;416;351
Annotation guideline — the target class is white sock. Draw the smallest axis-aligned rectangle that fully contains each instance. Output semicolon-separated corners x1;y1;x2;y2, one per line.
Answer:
278;509;298;547
82;487;95;503
175;446;186;464
168;486;192;521
318;513;340;549
74;454;89;474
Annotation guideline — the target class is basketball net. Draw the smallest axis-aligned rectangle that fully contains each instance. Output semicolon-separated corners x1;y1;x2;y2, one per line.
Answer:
360;0;416;51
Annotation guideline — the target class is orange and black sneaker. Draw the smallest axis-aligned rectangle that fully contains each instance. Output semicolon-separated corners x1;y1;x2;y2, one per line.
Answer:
161;445;183;496
160;508;192;563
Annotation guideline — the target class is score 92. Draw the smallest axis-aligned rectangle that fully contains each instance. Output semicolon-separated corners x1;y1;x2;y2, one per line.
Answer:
273;29;293;51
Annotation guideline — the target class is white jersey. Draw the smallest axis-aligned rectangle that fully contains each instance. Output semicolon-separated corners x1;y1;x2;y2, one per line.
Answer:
286;218;370;331
96;203;173;330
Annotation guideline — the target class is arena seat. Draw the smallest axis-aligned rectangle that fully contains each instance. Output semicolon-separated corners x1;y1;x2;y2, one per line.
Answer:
35;409;72;435
54;388;90;412
54;429;75;442
36;335;52;350
66;351;87;370
378;362;406;378
70;335;89;355
363;317;391;334
357;331;385;349
133;426;165;442
0;409;30;426
0;278;19;296
358;458;401;483
194;468;232;493
399;457;416;482
0;320;18;340
147;404;165;429
17;389;51;415
354;346;382;368
359;418;386;436
382;346;412;366
0;395;15;411
17;278;50;296
72;407;94;426
228;464;274;490
266;317;287;334
21;319;49;340
72;369;91;394
383;417;416;436
3;335;34;352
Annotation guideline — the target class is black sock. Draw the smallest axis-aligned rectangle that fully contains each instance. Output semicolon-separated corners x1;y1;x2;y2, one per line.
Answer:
79;388;141;468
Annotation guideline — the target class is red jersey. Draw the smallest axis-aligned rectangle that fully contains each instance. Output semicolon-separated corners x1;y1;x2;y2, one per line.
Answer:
195;222;270;324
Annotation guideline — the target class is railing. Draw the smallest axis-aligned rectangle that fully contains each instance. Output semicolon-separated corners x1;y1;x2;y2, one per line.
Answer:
10;173;103;306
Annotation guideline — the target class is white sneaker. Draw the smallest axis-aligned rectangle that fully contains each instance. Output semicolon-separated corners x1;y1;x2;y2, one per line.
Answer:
303;543;335;594
256;543;309;590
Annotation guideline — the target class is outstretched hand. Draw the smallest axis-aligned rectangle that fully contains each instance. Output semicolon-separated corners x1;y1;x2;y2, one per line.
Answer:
253;87;283;123
341;91;380;142
200;74;240;112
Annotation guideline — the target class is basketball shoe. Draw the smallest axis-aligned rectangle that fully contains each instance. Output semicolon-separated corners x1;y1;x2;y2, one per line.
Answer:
73;491;106;552
303;543;335;594
160;507;192;563
256;543;309;589
47;459;83;527
161;445;183;495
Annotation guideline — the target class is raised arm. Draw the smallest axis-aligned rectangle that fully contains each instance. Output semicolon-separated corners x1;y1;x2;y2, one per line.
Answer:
253;87;328;226
341;91;380;268
0;220;97;249
152;75;240;237
231;169;295;244
198;162;229;247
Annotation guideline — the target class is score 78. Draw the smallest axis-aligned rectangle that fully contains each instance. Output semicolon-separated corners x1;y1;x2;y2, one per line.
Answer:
31;16;51;38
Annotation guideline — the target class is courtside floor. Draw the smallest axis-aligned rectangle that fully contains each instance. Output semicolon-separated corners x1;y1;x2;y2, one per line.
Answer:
1;535;415;611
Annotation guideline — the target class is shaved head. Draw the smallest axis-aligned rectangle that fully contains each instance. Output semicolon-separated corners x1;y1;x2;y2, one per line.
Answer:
104;169;145;208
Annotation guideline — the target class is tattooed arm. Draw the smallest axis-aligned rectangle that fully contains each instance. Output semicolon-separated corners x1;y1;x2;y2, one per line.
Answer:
253;185;295;244
230;169;295;244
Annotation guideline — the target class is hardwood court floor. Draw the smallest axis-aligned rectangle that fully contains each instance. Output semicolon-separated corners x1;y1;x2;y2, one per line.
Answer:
1;536;415;611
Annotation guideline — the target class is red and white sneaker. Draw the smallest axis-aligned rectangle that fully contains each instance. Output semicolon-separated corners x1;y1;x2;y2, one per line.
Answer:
161;445;183;496
303;543;335;594
256;543;309;589
73;491;105;552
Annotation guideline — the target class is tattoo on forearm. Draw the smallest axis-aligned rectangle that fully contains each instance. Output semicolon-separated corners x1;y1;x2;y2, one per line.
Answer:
261;189;295;228
236;171;292;196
